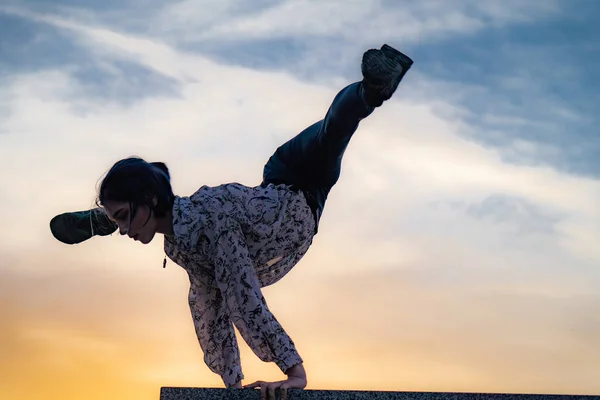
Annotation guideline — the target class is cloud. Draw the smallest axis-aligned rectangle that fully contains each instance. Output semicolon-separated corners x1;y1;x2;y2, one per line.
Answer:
1;2;599;396
461;194;563;236
4;1;597;183
1;2;598;281
154;0;560;45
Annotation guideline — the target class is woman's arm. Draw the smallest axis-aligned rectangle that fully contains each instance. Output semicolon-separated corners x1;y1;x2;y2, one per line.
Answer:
208;219;304;381
187;278;244;388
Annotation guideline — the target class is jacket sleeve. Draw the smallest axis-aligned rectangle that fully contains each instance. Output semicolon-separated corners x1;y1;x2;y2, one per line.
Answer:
207;219;303;376
187;276;244;388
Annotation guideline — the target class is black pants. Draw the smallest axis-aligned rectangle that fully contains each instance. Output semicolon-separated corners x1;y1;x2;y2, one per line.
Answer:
261;81;374;232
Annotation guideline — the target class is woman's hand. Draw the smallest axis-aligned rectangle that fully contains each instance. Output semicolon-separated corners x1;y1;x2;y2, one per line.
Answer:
243;363;307;400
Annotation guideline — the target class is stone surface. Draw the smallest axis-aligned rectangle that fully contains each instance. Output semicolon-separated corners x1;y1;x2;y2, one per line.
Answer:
160;388;600;400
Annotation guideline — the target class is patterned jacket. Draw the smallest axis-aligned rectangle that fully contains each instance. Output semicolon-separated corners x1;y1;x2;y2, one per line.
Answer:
163;182;316;387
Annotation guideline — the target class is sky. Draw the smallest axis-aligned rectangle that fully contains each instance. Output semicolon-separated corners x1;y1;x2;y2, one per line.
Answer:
1;0;600;399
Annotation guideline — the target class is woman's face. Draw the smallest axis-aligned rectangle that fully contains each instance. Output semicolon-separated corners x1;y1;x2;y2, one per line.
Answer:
102;200;158;244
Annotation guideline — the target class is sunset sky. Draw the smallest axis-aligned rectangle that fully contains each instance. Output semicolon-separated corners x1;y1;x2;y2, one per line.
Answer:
1;0;600;399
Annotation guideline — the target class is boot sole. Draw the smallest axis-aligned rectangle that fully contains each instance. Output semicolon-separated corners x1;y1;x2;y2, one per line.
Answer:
49;210;117;245
381;44;414;69
50;213;93;244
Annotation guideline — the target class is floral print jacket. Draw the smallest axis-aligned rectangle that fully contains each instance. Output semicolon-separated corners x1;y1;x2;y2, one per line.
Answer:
163;182;316;387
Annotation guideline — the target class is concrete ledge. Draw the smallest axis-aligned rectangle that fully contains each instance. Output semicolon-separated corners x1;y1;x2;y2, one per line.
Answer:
160;388;599;400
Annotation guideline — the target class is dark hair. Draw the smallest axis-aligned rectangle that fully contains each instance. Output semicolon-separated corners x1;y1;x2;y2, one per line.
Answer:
96;157;175;221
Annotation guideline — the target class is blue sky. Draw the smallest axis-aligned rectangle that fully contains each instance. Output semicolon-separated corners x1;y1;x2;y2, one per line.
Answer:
1;1;599;398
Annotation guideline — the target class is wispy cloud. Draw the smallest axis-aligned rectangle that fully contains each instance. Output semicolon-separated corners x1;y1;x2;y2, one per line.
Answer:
1;1;599;398
155;0;560;44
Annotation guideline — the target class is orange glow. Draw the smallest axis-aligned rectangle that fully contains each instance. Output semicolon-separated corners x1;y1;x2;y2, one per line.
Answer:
1;246;600;399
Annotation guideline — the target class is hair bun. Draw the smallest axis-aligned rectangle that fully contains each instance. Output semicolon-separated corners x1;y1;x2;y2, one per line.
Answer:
150;162;170;179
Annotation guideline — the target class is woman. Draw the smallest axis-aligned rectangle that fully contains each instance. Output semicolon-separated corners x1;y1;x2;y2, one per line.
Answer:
50;44;413;397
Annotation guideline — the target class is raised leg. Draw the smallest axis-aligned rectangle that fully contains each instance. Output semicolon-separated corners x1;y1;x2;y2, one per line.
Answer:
261;81;373;195
261;44;414;229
